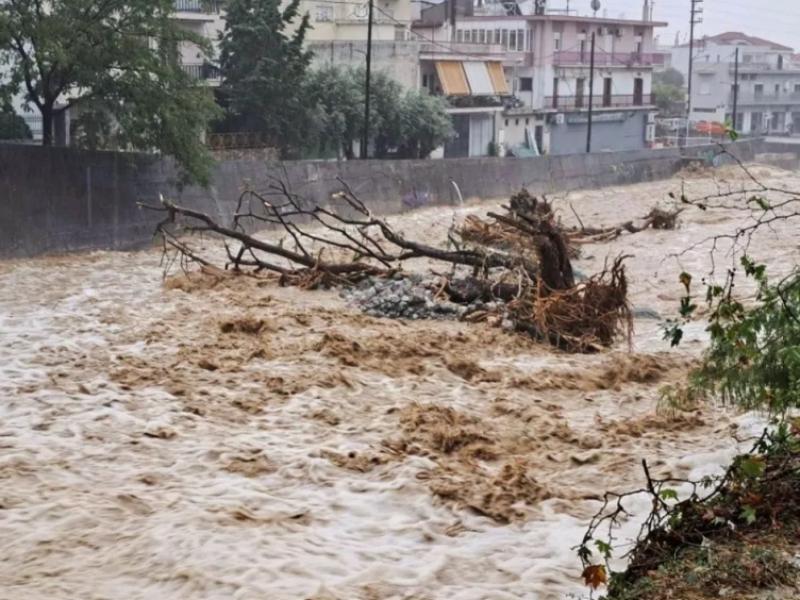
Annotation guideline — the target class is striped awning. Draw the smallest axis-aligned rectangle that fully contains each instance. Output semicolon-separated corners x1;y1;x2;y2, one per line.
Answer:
463;61;495;96
435;60;509;96
486;62;510;95
435;61;470;96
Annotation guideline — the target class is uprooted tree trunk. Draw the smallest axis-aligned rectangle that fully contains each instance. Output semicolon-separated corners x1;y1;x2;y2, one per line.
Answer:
141;184;641;351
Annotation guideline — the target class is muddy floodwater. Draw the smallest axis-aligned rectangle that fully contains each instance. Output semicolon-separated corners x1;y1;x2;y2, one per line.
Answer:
0;165;797;600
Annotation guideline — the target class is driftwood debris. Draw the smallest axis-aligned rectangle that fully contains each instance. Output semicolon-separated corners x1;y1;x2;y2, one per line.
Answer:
141;184;667;352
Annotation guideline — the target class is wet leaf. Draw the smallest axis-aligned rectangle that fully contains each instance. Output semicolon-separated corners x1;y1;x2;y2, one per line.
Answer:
679;272;692;292
582;564;608;589
660;488;679;501
595;540;613;559
739;456;765;479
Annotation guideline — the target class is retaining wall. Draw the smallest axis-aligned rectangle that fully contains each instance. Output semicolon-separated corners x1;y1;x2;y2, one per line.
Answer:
0;139;777;259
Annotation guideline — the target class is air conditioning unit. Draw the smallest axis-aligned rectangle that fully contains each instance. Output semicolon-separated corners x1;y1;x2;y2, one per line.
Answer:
555;113;565;125
615;29;624;38
647;112;656;124
599;27;609;36
645;124;655;142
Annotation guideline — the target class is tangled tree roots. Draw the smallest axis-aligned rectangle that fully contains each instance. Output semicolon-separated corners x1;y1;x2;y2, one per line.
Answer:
141;182;664;352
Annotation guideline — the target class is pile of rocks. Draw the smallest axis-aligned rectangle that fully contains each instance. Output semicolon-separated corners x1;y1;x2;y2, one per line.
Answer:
339;274;503;321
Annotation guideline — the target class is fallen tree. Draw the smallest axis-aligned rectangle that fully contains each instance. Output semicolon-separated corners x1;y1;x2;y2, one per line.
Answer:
142;184;672;351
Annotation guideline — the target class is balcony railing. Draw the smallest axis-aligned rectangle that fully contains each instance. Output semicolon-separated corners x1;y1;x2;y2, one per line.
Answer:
181;63;220;80
174;0;218;13
731;91;800;104
545;94;652;110
553;51;664;67
335;5;394;23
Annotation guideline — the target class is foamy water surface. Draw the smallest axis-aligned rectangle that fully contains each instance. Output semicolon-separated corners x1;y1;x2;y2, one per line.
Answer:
0;165;797;600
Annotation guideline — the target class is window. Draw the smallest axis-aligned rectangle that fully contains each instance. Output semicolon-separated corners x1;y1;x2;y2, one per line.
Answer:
479;29;486;44
603;77;612;107
464;30;471;42
315;5;333;21
509;30;516;51
794;84;800;94
394;26;405;41
471;29;478;42
525;118;529;125
422;74;428;88
575;77;585;107
501;29;509;49
517;29;525;51
775;83;781;96
554;32;562;51
755;83;764;99
505;119;509;126
456;29;464;42
515;119;519;126
494;29;501;44
519;77;533;92
526;30;532;51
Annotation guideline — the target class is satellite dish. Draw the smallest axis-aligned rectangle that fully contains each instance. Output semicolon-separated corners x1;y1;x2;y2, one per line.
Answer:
590;0;601;14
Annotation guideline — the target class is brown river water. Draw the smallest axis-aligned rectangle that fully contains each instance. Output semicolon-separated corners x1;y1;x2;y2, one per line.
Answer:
0;164;797;600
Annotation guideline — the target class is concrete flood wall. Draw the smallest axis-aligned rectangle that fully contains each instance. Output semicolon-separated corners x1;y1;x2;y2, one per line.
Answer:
0;139;778;259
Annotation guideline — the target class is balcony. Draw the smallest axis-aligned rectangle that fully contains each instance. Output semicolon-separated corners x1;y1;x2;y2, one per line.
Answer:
544;94;652;111
552;52;664;68
731;91;800;105
731;62;800;74
335;5;395;24
181;63;221;82
174;0;219;19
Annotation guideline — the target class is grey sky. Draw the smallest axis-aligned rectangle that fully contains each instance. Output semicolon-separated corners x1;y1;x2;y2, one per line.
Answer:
549;0;800;50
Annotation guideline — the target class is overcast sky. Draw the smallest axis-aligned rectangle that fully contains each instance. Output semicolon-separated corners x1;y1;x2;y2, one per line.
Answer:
549;0;800;50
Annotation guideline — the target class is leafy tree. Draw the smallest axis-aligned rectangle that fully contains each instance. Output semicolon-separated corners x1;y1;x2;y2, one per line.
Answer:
302;64;363;159
0;111;31;140
302;65;453;159
652;82;685;114
654;67;685;89
218;0;312;157
0;0;220;185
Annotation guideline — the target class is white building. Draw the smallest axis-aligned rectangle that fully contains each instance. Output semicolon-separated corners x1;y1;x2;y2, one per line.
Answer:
670;31;800;134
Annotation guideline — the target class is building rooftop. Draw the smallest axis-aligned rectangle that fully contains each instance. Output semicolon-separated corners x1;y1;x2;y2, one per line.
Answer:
675;32;792;52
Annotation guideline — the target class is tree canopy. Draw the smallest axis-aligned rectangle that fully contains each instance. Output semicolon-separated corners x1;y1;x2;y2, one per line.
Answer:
217;0;312;157
0;0;220;185
654;67;685;89
302;65;454;159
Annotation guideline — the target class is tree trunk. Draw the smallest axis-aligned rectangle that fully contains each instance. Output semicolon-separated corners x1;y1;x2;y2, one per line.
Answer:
41;105;54;147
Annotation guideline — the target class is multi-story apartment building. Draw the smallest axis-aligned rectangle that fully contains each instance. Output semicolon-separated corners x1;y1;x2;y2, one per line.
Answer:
173;0;418;88
670;32;799;134
413;0;665;156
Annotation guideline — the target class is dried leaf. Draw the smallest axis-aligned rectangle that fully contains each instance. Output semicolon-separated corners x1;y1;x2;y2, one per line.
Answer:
582;564;608;589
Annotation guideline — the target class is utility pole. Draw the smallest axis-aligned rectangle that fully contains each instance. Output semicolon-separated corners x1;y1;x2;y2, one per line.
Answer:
586;32;596;153
732;46;739;131
449;0;456;41
361;0;374;159
685;0;703;145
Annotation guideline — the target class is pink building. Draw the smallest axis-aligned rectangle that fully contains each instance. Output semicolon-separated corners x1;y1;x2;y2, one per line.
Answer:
414;0;666;156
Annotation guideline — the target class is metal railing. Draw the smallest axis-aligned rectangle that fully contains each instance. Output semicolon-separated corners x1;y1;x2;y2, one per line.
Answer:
545;94;652;110
731;91;800;104
335;5;394;22
180;63;220;80
174;0;218;13
552;51;664;67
